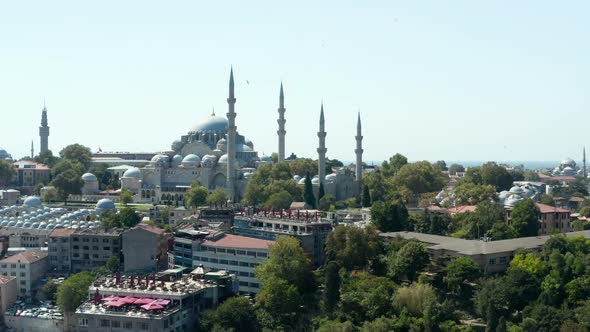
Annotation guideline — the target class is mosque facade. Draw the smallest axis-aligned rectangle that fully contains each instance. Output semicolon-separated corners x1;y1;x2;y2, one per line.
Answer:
115;69;363;205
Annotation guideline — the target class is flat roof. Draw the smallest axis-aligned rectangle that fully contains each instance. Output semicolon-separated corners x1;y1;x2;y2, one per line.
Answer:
380;230;590;256
203;233;274;250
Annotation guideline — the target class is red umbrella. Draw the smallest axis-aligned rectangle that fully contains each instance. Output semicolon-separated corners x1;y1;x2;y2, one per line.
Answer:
133;298;155;304
101;295;120;302
153;299;170;305
130;275;135;287
105;300;126;307
141;303;164;310
120;296;139;304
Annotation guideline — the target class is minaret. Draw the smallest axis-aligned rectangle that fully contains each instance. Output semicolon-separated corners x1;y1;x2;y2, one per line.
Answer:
355;112;363;193
584;147;587;178
30;140;34;159
39;104;49;154
277;83;286;162
226;67;237;200
317;103;327;184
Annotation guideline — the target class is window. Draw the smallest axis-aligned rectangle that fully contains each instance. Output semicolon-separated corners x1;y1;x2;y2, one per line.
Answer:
247;251;256;257
237;250;246;255
92;246;99;250
210;258;218;263
10;272;16;276
92;238;99;242
488;258;496;265
78;318;88;327
239;262;249;267
258;252;267;258
239;271;248;277
10;264;16;268
20;272;25;277
499;257;507;264
73;253;79;258
103;238;109;243
19;288;26;293
111;320;120;328
0;264;5;268
82;238;89;242
229;260;238;266
83;246;89;250
219;259;228;265
123;321;133;329
73;245;79;250
100;319;110;327
20;280;25;285
103;246;111;251
139;322;149;330
92;254;99;258
73;237;79;242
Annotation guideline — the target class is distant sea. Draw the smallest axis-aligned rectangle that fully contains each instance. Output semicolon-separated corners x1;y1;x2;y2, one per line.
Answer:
357;160;562;170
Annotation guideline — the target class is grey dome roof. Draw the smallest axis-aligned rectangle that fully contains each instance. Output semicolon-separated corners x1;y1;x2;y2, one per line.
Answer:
237;144;253;152
260;154;272;162
217;138;227;145
297;177;306;185
190;114;229;133
151;154;169;162
82;173;97;182
218;154;229;164
182;154;201;163
293;175;302;182
122;167;141;179
509;186;525;194
311;177;320;185
23;196;42;208
561;158;576;166
172;154;183;163
96;199;116;211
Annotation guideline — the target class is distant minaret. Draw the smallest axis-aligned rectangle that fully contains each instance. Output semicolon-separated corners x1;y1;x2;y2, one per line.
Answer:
39;104;49;154
584;147;587;178
226;67;237;200
317;104;327;184
30;140;34;159
277;83;286;162
355;112;363;193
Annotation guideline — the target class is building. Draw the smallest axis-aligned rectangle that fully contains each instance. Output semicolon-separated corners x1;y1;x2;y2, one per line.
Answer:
0;227;48;248
47;228;75;275
122;224;169;273
68;228;122;274
234;210;332;266
0;189;20;207
505;202;572;234
0;250;48;301
120;69;364;204
381;230;590;274
149;206;197;225
173;228;273;294
75;270;236;332
0;275;17;314
13;161;50;189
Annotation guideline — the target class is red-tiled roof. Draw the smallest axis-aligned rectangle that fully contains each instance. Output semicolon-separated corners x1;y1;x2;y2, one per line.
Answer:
569;197;586;202
447;206;477;214
535;203;570;214
427;205;446;212
137;224;164;235
0;250;48;264
203;234;274;250
49;228;76;238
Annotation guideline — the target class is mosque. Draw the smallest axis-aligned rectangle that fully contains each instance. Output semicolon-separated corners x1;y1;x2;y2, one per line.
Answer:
115;69;364;205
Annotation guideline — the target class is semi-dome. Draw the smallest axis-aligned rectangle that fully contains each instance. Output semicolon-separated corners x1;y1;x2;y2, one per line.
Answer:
311;177;320;185
509;186;524;195
172;154;183;164
297;177;306;185
181;154;201;168
151;154;169;163
561;158;576;167
190;114;229;133
23;196;42;208
122;167;142;179
260;154;272;162
218;154;229;164
237;144;253;152
96;199;116;211
82;173;97;182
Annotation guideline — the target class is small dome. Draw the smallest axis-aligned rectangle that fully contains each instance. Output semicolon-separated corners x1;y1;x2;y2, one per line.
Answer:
244;139;253;148
151;154;169;163
325;173;337;182
122;167;142;179
260;154;272;162
509;186;524;195
293;175;302;182
237;144;253;152
96;199;116;211
23;196;42;208
297;177;306;185
561;158;576;166
217;138;227;145
312;177;320;185
190;114;229;133
82;173;97;182
182;154;201;168
172;154;183;163
218;154;229;164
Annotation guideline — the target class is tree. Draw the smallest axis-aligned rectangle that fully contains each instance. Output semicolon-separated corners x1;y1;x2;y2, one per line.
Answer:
0;160;16;187
185;183;208;208
387;241;429;281
339;272;397;323
487;222;517;240
263;190;293;210
256;277;302;329
362;184;371;207
448;163;465;175
106;255;120;272
207;188;228;205
444;257;481;294
318;194;335;211
325;225;381;271
50;169;83;204
322;261;340;315
42;187;58;202
454;182;498;206
474;278;510;332
393;283;437;316
392;161;448;197
118;207;141;227
119;189;133;205
243;162;301;206
201;296;258;332
381;153;408;177
524;170;540;181
288;158;317;177
435;160;448;171
59;144;92;169
303;172;316;209
540;194;556;207
371;198;409;232
56;271;95;312
511;199;540;237
34;149;60;167
41;279;59;301
480;162;514;192
255;236;314;294
318;182;325;202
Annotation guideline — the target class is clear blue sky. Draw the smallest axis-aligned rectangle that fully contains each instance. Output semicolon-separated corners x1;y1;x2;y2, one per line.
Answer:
1;1;588;164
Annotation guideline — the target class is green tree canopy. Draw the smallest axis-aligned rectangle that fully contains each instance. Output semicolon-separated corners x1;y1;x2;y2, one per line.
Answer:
454;182;498;206
263;190;293;210
0;160;16;187
381;153;408;177
119;189;133;205
207;188;228;205
391;161;448;197
540;194;556;207
303;172;316;209
242;162;301;207
448;163;465;175
444;257;481;293
50;169;84;203
185;182;208;208
325;225;382;271
511;199;540;237
387;241;429;281
57;271;95;313
288;158;317;177
201;296;258;332
34;149;60;167
371;197;409;232
59;144;93;169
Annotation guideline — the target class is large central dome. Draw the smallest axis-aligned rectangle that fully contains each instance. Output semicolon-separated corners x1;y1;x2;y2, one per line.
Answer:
190;113;229;133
